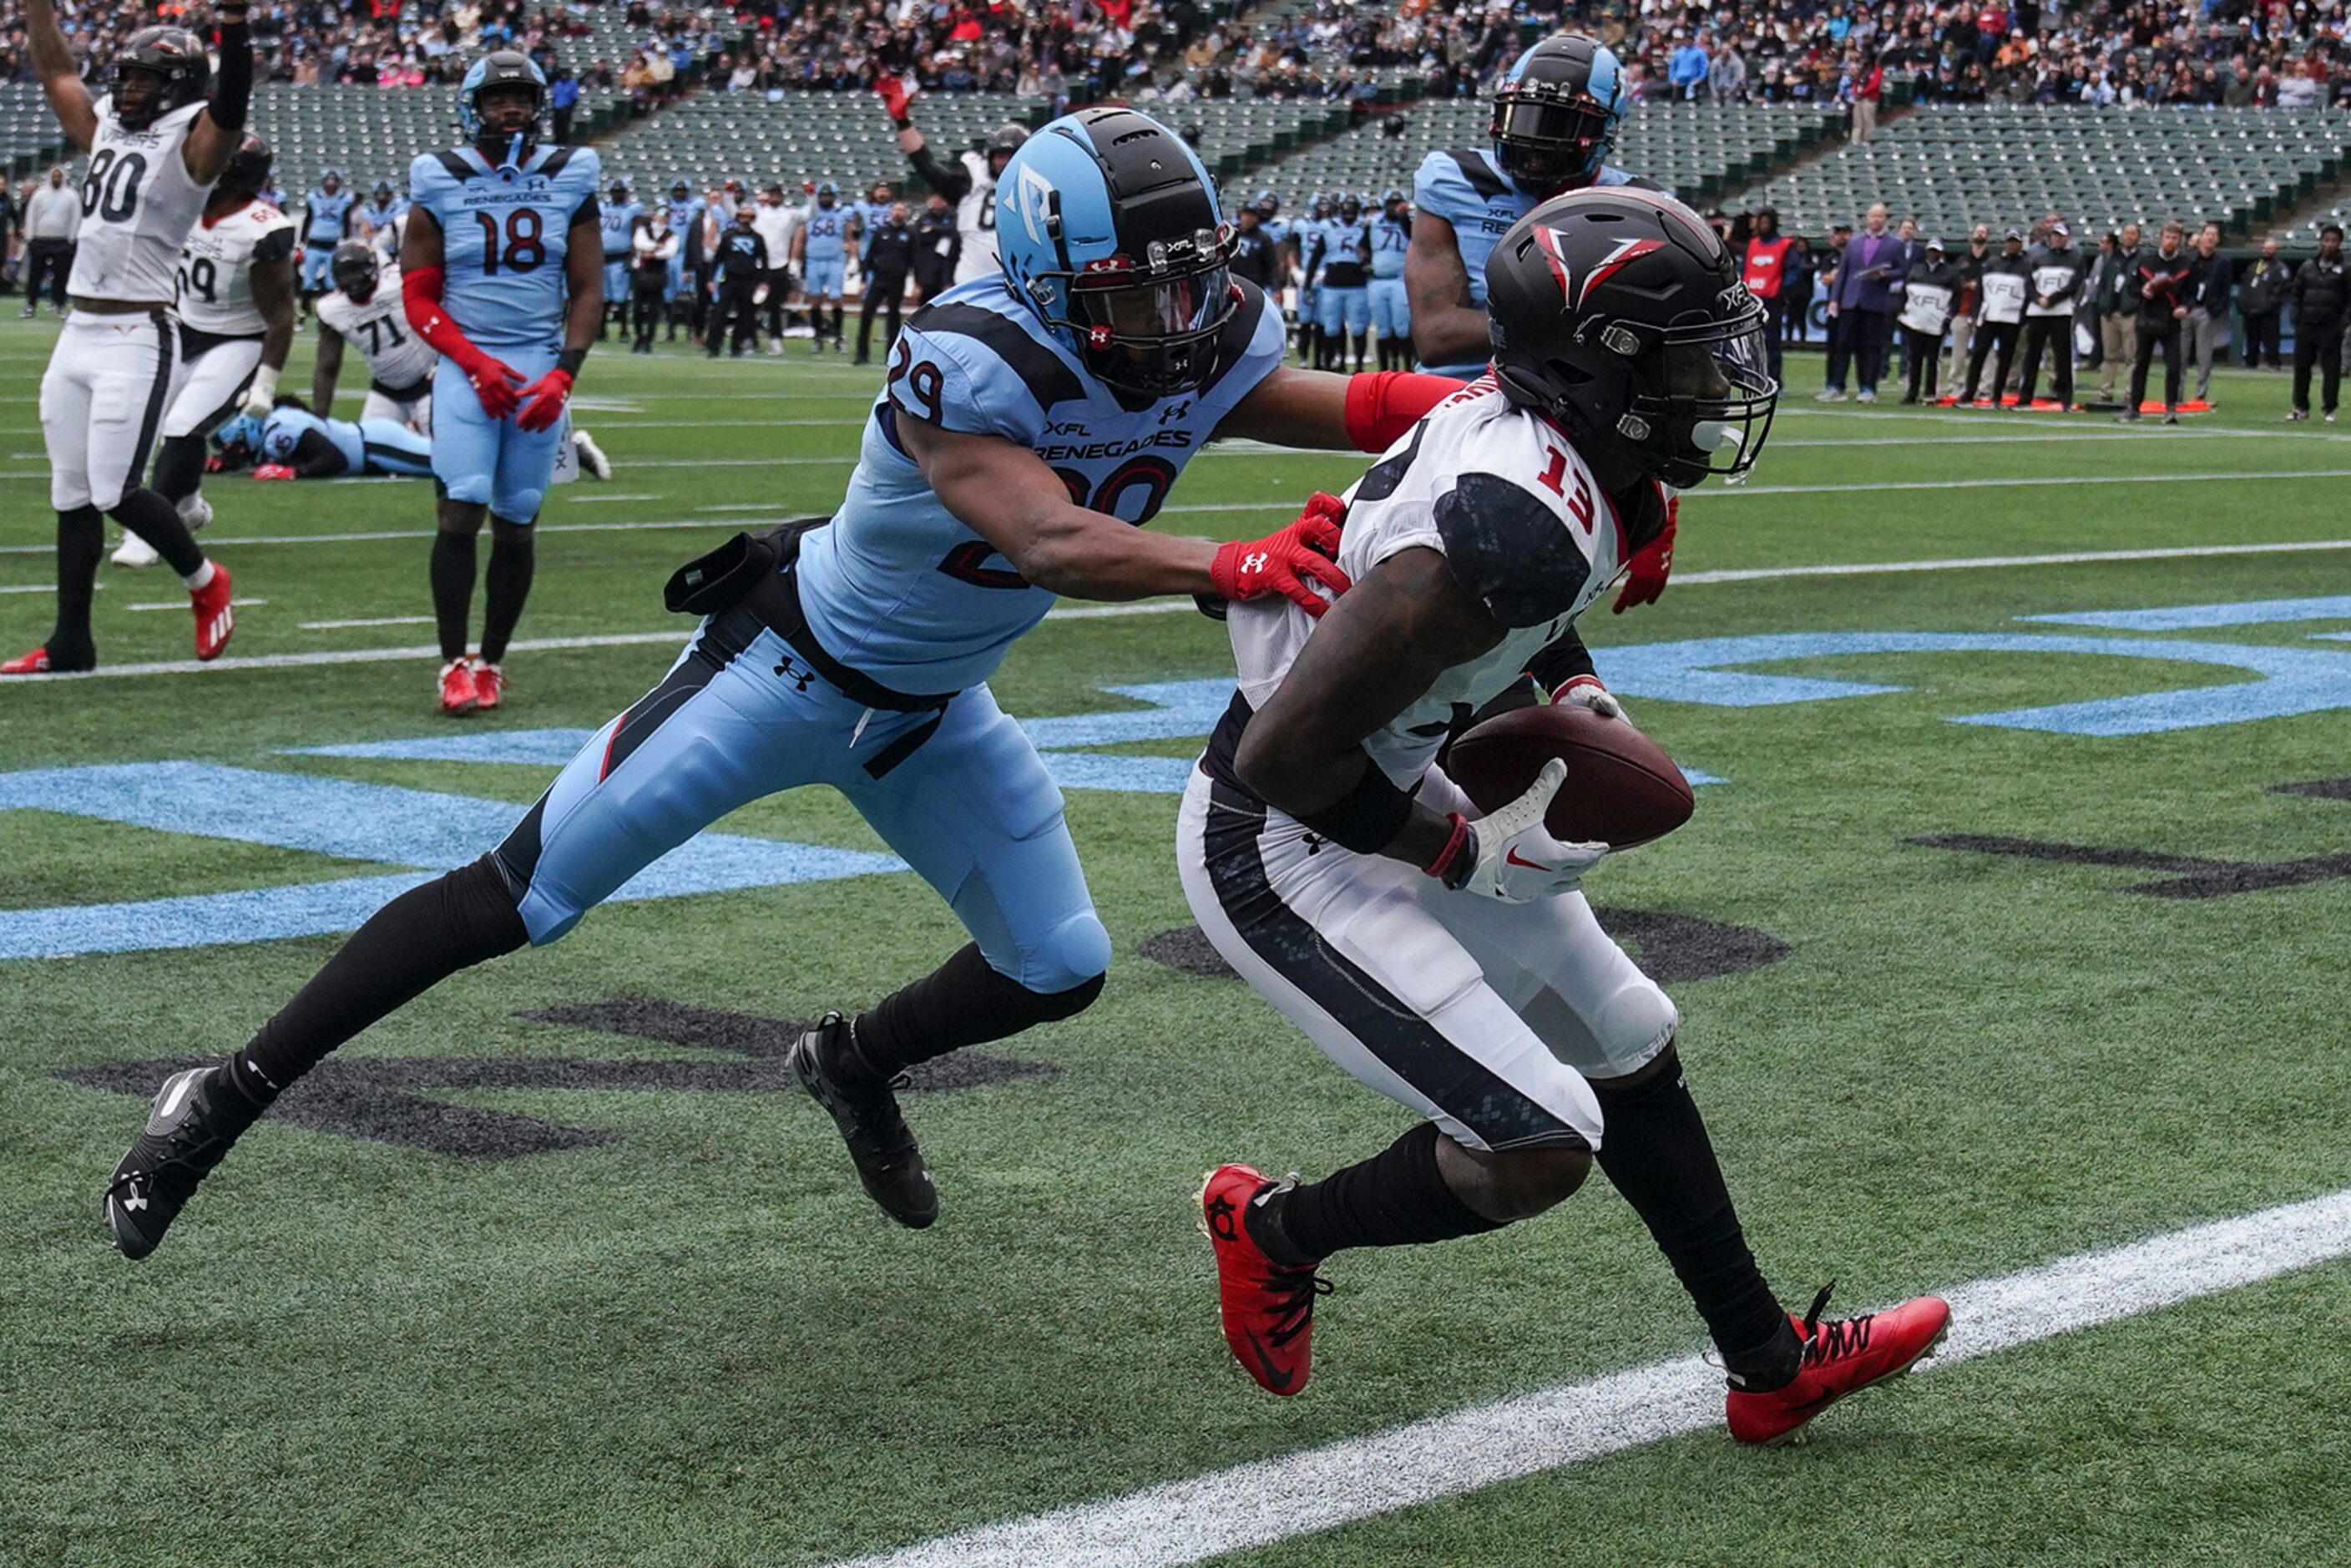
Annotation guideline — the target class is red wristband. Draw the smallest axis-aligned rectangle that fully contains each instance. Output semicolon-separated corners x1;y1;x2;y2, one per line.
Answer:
1422;812;1475;888
1342;370;1467;453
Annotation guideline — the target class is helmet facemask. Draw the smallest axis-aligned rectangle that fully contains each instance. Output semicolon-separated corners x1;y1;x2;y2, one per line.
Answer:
1491;78;1618;195
1604;301;1777;489
1031;222;1238;402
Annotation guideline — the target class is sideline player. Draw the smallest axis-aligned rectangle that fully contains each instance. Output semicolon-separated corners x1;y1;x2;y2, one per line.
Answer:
795;180;849;353
1368;189;1412;371
881;73;1024;285
296;166;352;316
1313;194;1371;372
399;51;602;715
1408;34;1645;379
101;107;1464;1261
598;178;642;340
114;129;293;566
312;241;435;427
356;179;405;255
1188;188;1949;1445
7;3;245;675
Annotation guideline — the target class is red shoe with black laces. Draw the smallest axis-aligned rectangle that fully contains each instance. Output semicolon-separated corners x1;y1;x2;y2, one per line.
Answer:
1726;1283;1952;1446
438;657;479;716
1200;1163;1330;1396
190;564;235;660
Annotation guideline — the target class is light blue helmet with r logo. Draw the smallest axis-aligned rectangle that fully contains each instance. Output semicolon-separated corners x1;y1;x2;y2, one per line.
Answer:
995;108;1239;406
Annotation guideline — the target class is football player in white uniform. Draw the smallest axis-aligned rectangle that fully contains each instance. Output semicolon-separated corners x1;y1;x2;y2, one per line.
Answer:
311;241;436;429
880;73;1025;286
114;130;294;567
1188;188;1952;1446
8;2;250;674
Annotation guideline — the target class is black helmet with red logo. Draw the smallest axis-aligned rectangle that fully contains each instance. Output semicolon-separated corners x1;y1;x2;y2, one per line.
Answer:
114;26;211;130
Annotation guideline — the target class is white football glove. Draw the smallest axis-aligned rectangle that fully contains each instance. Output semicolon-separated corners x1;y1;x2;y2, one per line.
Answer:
240;364;280;419
1553;674;1627;725
1454;758;1610;903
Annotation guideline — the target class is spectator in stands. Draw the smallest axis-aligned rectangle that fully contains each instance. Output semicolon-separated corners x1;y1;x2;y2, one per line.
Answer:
2093;222;2143;404
549;68;579;144
1743;206;1794;383
2123;219;2195;424
1710;37;1748;103
18;164;76;318
2186;221;2230;405
1852;53;1883;140
854;200;915;367
1962;229;2030;406
2286;223;2346;422
2019;220;2087;410
1829;203;1903;402
2238;239;2292;370
1899;237;1959;404
912;191;958;303
1948;223;1992;394
1668;33;1710;100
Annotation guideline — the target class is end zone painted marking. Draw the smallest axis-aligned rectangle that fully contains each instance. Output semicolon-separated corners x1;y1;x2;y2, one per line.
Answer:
826;1185;2351;1568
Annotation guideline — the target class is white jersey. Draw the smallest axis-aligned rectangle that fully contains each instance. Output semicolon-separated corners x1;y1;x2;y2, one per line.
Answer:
68;98;215;303
1227;379;1624;787
953;149;999;284
175;198;296;336
316;262;437;392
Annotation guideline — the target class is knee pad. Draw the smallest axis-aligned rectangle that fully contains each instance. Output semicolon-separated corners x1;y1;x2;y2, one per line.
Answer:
1589;977;1680;1074
1023;909;1111;999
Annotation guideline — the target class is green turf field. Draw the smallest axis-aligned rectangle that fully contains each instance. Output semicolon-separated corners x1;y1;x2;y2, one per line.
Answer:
4;314;2349;1567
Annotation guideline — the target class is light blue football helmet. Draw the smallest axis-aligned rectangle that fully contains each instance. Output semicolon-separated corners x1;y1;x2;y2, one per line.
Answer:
995;108;1237;404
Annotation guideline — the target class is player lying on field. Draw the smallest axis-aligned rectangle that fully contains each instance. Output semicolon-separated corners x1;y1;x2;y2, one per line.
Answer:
103;109;1468;1259
1189;188;1951;1445
205;403;610;486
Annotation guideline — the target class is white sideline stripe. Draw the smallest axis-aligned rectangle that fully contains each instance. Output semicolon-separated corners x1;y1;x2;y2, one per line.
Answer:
827;1186;2351;1568
300;615;435;630
558;492;665;503
124;597;266;612
1717;468;2351;496
1671;537;2351;584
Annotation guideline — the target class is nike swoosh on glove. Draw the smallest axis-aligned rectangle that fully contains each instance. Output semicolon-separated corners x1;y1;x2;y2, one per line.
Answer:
1613;486;1677;612
1455;758;1610;903
1209;491;1351;617
514;367;574;432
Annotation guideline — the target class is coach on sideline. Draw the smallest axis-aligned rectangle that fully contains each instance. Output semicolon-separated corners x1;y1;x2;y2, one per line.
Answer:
19;164;76;316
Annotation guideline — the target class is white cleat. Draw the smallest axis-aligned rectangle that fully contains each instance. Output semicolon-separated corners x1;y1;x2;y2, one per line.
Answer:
571;429;613;481
110;532;160;568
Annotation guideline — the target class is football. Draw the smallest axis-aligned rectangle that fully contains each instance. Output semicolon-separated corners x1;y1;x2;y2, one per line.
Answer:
1445;702;1696;849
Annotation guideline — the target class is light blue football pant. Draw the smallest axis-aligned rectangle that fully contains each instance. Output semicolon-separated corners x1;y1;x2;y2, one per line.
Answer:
300;247;338;292
493;605;1110;994
1369;277;1410;339
803;256;845;298
430;341;563;520
1317;286;1370;336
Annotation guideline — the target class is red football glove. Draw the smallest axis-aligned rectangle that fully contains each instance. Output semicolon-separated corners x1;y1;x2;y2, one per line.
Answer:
514;367;574;432
876;73;914;124
1209;492;1350;617
253;463;296;481
1612;487;1677;613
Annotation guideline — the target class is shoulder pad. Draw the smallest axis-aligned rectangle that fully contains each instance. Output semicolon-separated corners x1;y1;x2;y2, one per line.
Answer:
1433;470;1591;629
902;299;1084;414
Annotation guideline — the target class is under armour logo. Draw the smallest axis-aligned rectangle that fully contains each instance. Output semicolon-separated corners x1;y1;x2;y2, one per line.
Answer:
772;658;815;692
1242;552;1269;574
119;1188;148;1211
1159;400;1192;424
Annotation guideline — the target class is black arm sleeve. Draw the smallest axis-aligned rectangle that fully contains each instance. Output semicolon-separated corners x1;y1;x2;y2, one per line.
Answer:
908;144;971;204
1524;625;1597;690
211;18;254;131
286;428;349;478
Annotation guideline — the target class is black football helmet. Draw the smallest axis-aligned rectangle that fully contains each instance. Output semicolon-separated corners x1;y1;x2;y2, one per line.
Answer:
1486;188;1777;491
1490;34;1631;196
114;27;210;130
985;122;1030;176
331;241;382;303
459;51;548;160
217;133;273;203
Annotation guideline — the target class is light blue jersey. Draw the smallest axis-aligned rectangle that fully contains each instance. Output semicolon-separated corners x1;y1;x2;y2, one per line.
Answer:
855;200;892;260
1370;213;1409;279
599;198;643;259
258;408;435;478
408;144;602;352
357;197;406;236
792;276;1287;694
1412;147;1651;372
302;187;354;245
802;203;848;263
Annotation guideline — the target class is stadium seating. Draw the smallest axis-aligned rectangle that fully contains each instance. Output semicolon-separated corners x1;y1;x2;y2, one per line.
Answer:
601;90;1042;199
1737;105;2351;240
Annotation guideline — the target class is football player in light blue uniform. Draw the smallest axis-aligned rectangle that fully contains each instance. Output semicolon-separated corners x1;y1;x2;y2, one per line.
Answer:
1368;188;1413;369
402;50;602;712
356;180;406;254
218;406;436;478
598;178;642;336
1293;191;1329;364
796;180;849;352
663;178;701;319
854;180;895;263
83;108;1481;1264
1408;34;1651;377
1312;194;1373;371
298;168;354;308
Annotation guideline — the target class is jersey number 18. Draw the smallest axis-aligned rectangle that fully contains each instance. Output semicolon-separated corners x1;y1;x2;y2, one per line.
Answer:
474;208;546;274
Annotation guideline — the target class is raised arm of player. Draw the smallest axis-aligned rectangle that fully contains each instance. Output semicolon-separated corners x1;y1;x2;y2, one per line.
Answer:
900;414;1346;611
1404;211;1492;369
513;205;603;432
1218;366;1466;451
23;0;97;151
183;3;255;185
311;323;346;414
243;237;297;415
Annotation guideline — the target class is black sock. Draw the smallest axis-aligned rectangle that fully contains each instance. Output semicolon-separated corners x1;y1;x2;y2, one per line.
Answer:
110;487;206;578
479;532;534;664
1252;1122;1503;1265
230;855;527;1101
45;505;104;668
150;432;208;508
1590;1047;1800;1390
842;941;1101;1085
431;529;478;660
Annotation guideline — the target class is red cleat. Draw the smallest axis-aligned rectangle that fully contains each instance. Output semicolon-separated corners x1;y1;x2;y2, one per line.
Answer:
191;565;235;660
1726;1284;1951;1446
470;660;505;711
439;657;479;716
1200;1163;1329;1396
3;645;57;675
252;463;296;480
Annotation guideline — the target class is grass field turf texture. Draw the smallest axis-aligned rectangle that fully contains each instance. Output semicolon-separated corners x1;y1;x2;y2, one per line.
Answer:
3;312;2349;1567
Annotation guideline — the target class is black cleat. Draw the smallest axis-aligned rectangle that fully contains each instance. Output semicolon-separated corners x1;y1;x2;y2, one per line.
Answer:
105;1065;248;1260
788;1012;938;1229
